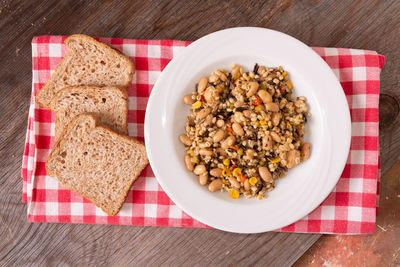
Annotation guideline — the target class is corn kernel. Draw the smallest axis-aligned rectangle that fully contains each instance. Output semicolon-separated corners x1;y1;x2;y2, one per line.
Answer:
229;189;240;199
270;157;281;164
232;168;242;177
254;105;261;112
188;149;194;155
237;148;244;156
223;159;230;166
259;160;265;166
192;100;202;109
286;80;293;90
251;121;260;128
249;177;258;186
282;71;287;77
259;120;267;125
221;178;226;184
192;155;200;164
286;121;291;128
222;168;231;177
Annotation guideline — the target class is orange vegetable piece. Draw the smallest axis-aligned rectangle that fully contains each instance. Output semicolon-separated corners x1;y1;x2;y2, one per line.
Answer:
252;96;262;106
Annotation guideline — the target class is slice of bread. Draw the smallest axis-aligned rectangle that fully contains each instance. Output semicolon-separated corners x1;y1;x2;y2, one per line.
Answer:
46;114;148;216
50;86;128;142
36;34;134;108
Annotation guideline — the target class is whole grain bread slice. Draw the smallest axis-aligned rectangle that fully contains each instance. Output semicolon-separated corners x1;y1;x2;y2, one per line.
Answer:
46;114;148;216
50;86;128;142
36;34;134;108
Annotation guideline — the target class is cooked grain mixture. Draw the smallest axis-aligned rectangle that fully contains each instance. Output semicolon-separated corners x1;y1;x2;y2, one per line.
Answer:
179;64;311;199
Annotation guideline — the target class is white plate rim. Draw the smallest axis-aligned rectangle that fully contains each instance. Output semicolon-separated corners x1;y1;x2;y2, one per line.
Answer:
144;27;351;233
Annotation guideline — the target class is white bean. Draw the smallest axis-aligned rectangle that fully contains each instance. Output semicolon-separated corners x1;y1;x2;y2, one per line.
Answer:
257;90;272;103
262;134;273;150
185;155;194;171
199;174;208;185
244;179;250;191
229;177;240;188
213;130;226;143
259;167;272;183
221;135;236;149
209;74;219;83
179;134;192;146
183;95;194;104
265;102;279;112
210;168;222;177
233;112;245;123
197;77;208;93
232;123;244;136
216;119;225;127
199;148;213;156
272;112;282;126
246;82;259;97
270;132;281;143
234;101;244;108
194;164;207;175
208;179;222;192
197;107;211;119
287;150;301;168
204;86;219;106
301;143;310;161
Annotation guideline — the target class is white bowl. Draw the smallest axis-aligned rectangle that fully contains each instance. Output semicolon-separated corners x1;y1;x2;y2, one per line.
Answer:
144;27;351;233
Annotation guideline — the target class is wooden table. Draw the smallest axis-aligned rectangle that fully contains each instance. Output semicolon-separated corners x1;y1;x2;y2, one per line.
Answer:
1;0;399;265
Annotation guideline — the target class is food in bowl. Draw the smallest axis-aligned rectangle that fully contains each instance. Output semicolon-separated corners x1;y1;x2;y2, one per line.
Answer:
179;64;310;199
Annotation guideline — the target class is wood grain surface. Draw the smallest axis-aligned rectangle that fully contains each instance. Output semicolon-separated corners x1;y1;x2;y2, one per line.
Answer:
295;161;400;266
0;0;399;266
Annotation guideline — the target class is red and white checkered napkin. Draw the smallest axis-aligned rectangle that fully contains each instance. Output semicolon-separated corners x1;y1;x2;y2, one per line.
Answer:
22;36;385;234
